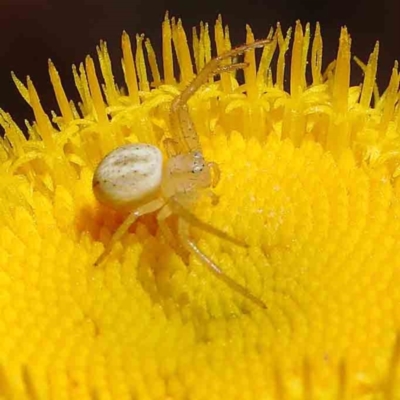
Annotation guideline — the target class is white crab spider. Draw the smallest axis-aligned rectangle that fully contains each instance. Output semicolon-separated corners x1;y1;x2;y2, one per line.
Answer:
93;40;270;309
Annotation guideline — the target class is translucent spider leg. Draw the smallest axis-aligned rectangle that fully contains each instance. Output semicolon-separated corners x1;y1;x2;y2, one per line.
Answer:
177;217;267;309
95;198;165;266
207;161;221;187
170;39;270;153
210;62;248;75
163;138;180;157
157;203;190;263
169;196;247;247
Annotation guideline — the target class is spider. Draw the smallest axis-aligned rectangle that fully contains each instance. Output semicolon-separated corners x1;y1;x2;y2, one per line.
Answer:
92;39;269;309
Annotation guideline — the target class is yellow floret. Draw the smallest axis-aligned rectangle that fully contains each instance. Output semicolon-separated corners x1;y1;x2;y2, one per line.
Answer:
0;13;399;400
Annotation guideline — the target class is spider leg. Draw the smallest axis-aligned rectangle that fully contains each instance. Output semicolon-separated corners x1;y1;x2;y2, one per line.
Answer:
207;161;220;187
177;217;267;309
94;198;165;266
212;62;248;75
170;102;201;153
163;137;180;157
157;205;190;263
169;196;247;247
206;191;219;206
173;39;270;110
171;38;270;153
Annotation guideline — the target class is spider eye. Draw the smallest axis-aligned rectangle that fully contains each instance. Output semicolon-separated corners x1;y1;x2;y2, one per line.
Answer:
190;151;205;174
192;164;204;174
193;151;202;159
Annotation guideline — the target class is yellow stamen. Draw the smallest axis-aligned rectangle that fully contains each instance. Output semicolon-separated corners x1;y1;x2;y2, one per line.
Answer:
214;15;233;92
171;18;195;85
290;21;305;99
162;12;175;85
332;27;351;114
48;59;74;124
144;38;162;88
96;41;119;106
72;63;93;116
121;31;140;104
311;22;323;85
27;77;54;148
359;41;379;109
11;71;30;105
244;25;257;101
135;33;150;92
85;55;108;124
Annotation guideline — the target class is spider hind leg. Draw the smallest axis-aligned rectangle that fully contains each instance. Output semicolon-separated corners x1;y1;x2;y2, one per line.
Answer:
177;217;267;310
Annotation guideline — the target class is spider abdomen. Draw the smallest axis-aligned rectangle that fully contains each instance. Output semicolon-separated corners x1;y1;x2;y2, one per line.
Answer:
92;143;163;210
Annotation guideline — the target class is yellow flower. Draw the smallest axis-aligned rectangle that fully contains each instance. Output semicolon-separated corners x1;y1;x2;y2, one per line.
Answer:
1;14;400;399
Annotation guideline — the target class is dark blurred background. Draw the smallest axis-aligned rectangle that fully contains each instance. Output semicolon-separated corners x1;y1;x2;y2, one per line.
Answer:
0;0;398;126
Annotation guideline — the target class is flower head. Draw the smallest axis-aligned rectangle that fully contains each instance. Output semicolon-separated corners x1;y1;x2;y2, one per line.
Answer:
0;14;400;399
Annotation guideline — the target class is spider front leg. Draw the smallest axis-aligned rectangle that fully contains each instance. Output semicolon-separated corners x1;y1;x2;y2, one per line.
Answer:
170;38;270;153
172;39;270;111
177;217;267;310
94;198;165;266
